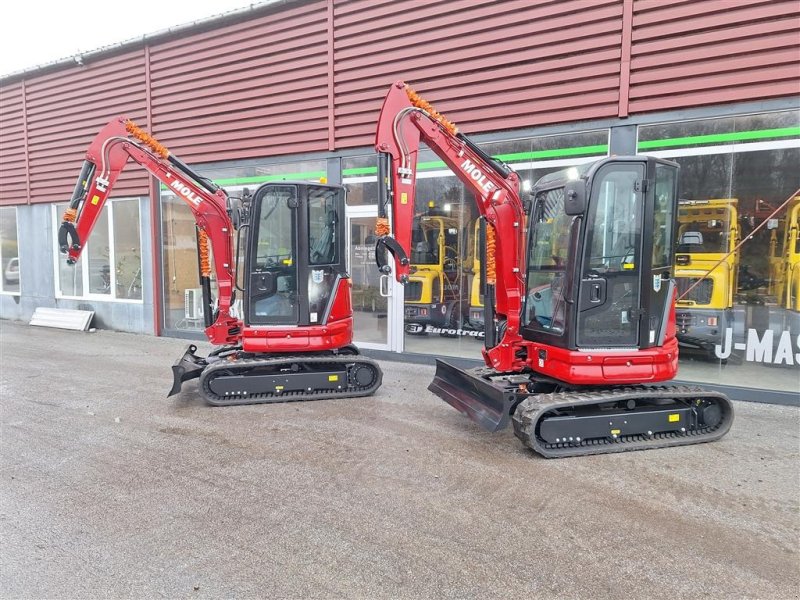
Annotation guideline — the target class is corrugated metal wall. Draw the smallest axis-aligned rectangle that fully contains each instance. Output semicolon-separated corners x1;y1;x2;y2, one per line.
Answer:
0;82;26;203
22;52;149;204
149;0;329;163
628;0;800;113
1;0;798;205
1;52;149;205
333;0;625;146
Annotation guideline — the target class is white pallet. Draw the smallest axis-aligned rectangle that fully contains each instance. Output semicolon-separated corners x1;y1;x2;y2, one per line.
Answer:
30;307;94;331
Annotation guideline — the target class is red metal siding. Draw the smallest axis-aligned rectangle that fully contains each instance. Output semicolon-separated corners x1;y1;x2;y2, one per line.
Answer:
628;0;800;113
148;0;330;162
333;0;625;147
20;52;149;204
0;82;26;205
0;0;798;205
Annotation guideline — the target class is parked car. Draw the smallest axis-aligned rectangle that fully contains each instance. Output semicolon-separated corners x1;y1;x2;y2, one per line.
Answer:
4;257;19;285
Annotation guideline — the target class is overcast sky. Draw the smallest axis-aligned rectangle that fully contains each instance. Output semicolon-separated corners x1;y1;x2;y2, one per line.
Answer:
0;0;267;77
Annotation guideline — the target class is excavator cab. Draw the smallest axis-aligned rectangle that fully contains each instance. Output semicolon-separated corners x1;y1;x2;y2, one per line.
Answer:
522;157;678;358
172;179;381;401
244;182;345;328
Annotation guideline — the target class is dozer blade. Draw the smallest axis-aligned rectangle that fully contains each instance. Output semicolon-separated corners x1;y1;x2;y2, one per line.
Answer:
168;344;207;397
428;359;518;432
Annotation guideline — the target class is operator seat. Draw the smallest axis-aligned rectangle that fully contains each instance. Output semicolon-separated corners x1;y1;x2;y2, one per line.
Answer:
677;231;704;253
412;240;434;264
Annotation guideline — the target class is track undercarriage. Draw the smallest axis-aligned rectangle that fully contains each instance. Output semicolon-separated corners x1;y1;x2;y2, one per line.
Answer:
430;360;734;458
170;344;382;405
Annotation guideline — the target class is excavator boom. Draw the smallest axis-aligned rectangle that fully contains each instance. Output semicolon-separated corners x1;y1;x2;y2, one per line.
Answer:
375;81;526;373
60;117;240;345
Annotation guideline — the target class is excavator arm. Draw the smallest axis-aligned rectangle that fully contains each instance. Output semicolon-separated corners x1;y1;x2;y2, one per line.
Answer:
59;117;241;345
374;81;526;371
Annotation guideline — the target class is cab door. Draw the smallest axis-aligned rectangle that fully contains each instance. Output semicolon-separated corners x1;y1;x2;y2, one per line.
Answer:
644;160;679;348
245;184;299;326
577;162;645;348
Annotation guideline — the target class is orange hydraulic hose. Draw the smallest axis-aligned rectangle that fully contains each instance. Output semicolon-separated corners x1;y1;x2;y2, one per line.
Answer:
125;120;170;159
404;85;458;136
63;207;77;223
375;217;390;237
198;228;211;278
485;223;496;285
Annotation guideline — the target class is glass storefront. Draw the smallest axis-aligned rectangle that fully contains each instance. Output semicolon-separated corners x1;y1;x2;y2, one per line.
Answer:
160;159;327;333
152;111;799;398
348;214;388;345
53;200;142;301
342;155;379;206
0;207;20;295
342;155;395;348
639;110;800;392
401;131;610;358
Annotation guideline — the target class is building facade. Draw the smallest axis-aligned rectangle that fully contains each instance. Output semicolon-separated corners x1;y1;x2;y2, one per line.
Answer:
1;0;798;401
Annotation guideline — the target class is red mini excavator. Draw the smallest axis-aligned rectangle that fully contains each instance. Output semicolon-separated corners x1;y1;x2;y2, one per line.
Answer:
374;81;733;457
60;117;381;404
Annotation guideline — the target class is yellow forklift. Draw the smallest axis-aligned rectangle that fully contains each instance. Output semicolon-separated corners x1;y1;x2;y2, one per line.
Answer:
404;214;469;333
768;196;800;335
468;219;485;332
674;199;739;359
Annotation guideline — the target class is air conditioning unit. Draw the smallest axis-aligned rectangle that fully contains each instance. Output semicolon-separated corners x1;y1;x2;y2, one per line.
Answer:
184;288;205;320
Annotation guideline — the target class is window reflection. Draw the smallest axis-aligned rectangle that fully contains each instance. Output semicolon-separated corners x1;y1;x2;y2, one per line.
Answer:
0;207;20;294
113;200;142;300
54;201;142;300
87;210;111;295
639;110;800;392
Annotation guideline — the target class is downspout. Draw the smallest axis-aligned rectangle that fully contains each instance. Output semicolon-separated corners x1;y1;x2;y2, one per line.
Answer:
145;44;163;336
618;0;633;118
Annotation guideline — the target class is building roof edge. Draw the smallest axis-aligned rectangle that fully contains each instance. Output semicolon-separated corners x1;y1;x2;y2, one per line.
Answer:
0;0;301;85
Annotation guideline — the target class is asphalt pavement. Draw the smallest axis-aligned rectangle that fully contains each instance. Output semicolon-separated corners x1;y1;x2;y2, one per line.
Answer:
1;320;798;599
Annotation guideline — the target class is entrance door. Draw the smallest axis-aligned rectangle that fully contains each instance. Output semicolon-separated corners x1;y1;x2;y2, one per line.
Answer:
346;206;403;351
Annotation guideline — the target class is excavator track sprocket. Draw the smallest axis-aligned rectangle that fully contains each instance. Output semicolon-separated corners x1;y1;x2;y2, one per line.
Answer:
512;385;733;458
198;354;382;406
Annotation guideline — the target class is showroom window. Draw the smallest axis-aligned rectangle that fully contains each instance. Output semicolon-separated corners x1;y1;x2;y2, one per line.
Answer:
405;131;610;358
53;200;142;301
638;110;800;392
342;155;379;206
342;131;610;357
0;206;20;294
160;159;327;333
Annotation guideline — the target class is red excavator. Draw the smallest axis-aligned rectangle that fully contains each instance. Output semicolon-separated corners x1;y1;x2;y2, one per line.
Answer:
374;81;733;457
59;117;381;404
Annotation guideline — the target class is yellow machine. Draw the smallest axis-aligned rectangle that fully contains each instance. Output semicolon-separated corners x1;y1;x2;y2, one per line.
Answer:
674;199;739;358
404;215;467;332
468;219;484;330
768;196;800;333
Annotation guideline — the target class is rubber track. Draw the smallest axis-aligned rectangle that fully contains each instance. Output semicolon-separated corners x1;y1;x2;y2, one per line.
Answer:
199;354;382;406
512;385;734;458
